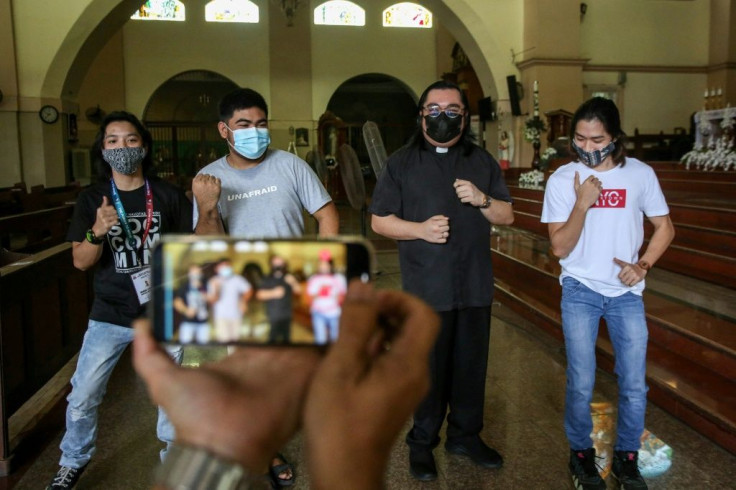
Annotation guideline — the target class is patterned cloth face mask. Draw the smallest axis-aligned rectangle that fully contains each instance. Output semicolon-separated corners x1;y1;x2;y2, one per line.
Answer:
571;140;616;168
101;147;147;175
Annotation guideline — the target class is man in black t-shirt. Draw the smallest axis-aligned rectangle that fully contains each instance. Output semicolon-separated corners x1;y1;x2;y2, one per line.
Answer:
47;112;192;490
257;254;301;343
173;264;210;344
369;81;514;482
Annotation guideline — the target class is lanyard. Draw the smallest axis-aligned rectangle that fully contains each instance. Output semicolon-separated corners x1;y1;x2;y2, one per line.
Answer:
110;178;153;253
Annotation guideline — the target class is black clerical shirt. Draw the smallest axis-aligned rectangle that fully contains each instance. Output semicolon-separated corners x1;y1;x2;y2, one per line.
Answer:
370;141;512;311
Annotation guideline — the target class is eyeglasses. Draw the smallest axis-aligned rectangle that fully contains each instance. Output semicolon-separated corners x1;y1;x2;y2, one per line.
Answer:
423;104;465;119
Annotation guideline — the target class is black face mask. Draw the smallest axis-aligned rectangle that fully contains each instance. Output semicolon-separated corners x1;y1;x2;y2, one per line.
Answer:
424;113;463;144
271;265;285;277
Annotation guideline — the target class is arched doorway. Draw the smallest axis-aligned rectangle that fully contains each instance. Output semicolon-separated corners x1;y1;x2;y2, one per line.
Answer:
325;73;417;162
318;74;416;202
142;70;238;186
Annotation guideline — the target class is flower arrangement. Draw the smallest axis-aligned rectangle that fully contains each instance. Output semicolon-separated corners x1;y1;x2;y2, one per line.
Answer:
539;147;557;171
518;169;546;187
524;118;547;143
681;107;736;171
524;81;547;143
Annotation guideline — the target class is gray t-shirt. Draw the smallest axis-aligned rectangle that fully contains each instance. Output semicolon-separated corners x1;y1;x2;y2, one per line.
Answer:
193;149;332;238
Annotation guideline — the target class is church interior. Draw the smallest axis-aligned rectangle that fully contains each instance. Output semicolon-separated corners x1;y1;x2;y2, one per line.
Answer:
0;0;735;488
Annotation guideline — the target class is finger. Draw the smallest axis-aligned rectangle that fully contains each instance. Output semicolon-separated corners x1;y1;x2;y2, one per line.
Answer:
101;195;110;207
328;281;379;373
374;290;439;366
132;319;179;398
613;257;628;268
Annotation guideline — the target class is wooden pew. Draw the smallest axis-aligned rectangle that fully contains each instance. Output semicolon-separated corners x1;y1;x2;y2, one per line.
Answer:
0;206;74;253
0;244;93;474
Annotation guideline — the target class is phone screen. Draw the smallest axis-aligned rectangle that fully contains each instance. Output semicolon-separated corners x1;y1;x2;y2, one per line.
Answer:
150;236;373;346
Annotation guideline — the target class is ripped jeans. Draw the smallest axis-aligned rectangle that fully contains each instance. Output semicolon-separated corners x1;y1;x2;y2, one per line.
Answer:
59;320;182;468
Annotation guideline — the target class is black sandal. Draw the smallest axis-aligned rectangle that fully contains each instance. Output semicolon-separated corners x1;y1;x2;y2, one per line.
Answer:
269;452;295;487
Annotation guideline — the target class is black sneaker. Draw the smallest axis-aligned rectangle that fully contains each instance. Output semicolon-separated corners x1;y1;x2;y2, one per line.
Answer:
46;465;85;489
612;450;648;489
569;448;606;490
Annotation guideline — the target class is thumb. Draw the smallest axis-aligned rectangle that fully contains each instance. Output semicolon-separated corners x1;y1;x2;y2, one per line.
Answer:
132;319;178;391
613;257;627;268
326;281;378;375
574;171;580;188
101;195;110;207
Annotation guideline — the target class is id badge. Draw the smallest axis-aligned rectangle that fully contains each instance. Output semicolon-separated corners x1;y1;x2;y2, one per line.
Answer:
131;267;152;305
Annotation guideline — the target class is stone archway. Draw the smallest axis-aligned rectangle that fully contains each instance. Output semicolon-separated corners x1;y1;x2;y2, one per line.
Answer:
325;73;417;159
142;70;238;183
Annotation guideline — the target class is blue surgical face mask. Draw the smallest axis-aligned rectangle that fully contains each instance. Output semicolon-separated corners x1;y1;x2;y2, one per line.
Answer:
227;126;270;160
571;140;616;168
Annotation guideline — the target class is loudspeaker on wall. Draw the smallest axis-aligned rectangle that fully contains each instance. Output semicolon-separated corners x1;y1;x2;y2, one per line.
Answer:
506;75;522;116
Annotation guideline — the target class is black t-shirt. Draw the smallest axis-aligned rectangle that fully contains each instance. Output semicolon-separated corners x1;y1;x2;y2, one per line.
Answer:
259;275;293;322
369;141;512;311
67;178;193;326
174;282;209;322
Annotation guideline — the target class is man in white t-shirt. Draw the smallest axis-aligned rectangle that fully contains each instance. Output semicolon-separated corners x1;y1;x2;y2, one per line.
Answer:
541;97;674;490
306;251;347;344
207;258;252;342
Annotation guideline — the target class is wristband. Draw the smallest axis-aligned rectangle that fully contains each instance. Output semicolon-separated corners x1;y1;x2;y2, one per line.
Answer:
637;260;651;271
85;228;104;245
154;445;271;490
479;194;492;209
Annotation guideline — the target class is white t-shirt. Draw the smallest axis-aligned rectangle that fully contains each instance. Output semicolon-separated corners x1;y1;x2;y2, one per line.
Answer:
541;157;670;297
193;149;332;238
208;274;251;320
307;273;347;316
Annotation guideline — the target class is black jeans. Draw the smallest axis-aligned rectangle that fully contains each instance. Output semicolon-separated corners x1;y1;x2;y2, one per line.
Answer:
406;306;492;451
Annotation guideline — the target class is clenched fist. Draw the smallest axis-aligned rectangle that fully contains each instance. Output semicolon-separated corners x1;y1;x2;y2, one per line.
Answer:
421;215;450;244
192;174;222;211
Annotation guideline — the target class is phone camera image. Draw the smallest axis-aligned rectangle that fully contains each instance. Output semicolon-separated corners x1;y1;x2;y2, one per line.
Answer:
151;238;372;346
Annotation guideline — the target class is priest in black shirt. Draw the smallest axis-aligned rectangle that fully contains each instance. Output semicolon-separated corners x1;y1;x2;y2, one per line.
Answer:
370;80;514;481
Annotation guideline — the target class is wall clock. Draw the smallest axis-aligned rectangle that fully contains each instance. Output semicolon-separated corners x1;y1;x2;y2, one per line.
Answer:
39;105;59;124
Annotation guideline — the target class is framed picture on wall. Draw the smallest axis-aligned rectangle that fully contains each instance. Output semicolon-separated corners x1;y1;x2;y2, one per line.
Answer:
584;84;623;118
296;127;309;146
68;113;78;142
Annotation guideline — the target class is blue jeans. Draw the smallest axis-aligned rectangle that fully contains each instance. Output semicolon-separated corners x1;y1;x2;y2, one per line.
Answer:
561;277;649;452
312;312;340;344
59;320;183;468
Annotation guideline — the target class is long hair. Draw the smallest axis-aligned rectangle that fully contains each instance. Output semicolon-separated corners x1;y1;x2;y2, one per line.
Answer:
92;111;154;181
406;80;477;155
569;97;627;166
218;88;269;122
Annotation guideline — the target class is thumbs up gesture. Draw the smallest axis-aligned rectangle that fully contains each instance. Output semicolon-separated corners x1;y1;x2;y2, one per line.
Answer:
92;195;120;238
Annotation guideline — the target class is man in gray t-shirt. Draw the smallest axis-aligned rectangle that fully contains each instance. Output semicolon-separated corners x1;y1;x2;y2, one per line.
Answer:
190;87;338;487
192;88;338;239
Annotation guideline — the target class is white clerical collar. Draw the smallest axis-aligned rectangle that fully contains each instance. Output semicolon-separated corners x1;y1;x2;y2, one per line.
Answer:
435;146;449;154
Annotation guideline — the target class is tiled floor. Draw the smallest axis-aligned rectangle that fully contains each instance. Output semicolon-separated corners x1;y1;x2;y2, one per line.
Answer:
5;247;736;489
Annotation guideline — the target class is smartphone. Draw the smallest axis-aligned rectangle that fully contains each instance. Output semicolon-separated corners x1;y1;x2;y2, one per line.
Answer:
149;235;374;346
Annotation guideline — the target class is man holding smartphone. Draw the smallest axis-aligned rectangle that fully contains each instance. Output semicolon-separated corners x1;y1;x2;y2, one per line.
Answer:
190;87;338;486
370;80;514;481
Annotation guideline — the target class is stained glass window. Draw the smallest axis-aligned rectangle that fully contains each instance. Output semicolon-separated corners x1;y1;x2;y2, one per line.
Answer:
383;2;432;28
131;0;186;21
314;1;365;27
205;0;258;23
